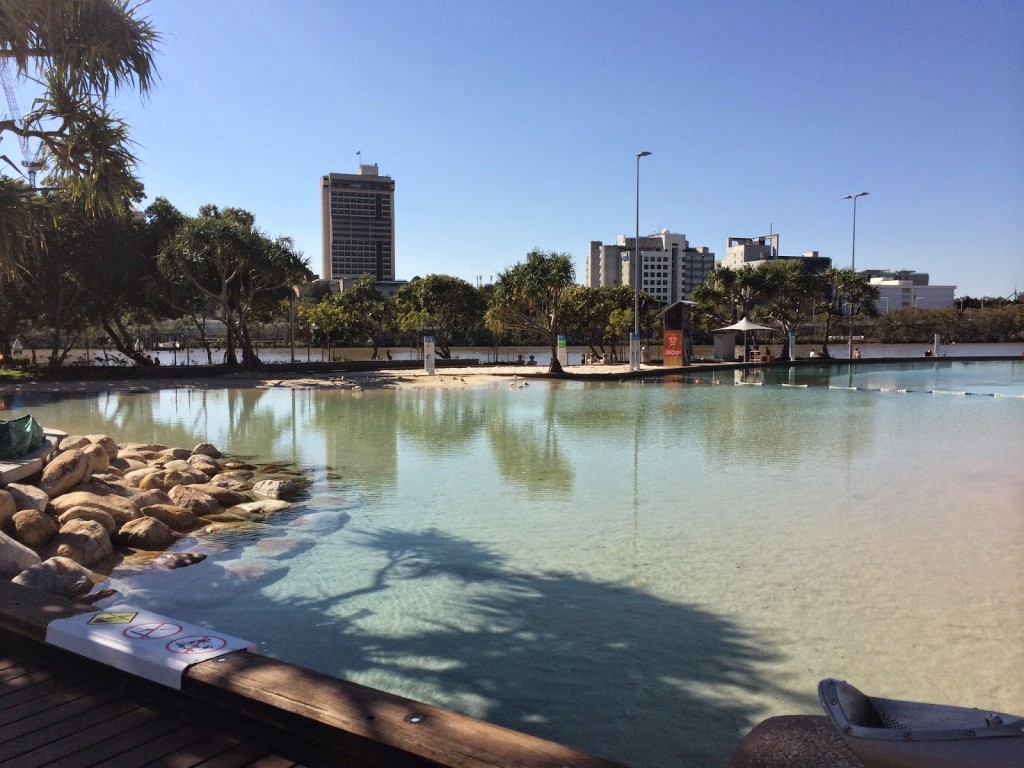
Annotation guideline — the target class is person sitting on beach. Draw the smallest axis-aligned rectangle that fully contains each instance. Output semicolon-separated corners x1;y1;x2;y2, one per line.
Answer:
809;350;817;358
853;347;861;359
515;354;525;365
526;355;537;366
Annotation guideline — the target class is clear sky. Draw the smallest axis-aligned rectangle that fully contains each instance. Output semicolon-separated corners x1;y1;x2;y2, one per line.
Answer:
99;0;1022;298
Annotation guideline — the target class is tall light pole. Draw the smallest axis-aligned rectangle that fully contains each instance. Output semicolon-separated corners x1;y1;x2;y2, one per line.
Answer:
631;150;652;372
843;192;868;358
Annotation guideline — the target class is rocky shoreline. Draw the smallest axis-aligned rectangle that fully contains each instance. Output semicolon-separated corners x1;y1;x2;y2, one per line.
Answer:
0;431;301;601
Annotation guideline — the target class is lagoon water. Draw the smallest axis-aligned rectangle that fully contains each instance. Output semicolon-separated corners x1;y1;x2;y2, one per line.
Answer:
10;360;1024;767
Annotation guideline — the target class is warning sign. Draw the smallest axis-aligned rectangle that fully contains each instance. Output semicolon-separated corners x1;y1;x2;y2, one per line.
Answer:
124;622;182;640
88;612;138;625
44;604;254;690
167;635;228;654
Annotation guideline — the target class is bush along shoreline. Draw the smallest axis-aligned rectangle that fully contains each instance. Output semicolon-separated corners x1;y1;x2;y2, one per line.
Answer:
0;432;303;601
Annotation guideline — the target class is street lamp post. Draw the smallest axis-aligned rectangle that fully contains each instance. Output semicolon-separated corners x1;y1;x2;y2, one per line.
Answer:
631;151;652;372
843;192;868;358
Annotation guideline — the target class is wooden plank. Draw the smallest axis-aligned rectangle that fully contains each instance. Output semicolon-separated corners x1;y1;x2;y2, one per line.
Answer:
185;652;629;768
0;684;132;743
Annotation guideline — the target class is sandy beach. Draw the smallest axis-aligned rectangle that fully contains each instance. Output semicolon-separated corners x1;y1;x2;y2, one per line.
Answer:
3;362;661;397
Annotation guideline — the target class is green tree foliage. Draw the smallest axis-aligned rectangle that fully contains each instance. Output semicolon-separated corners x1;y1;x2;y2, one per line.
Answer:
691;265;767;331
813;267;879;357
157;204;311;369
559;284;637;358
486;250;575;372
394;274;483;359
0;0;160;274
335;274;396;359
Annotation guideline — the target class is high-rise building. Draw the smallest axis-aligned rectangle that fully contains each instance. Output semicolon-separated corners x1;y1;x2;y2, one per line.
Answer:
587;230;715;304
320;165;395;282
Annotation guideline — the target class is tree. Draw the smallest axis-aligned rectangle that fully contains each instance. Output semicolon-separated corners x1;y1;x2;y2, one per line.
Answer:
0;0;159;208
559;284;636;359
812;267;879;357
335;274;396;359
486;250;575;373
394;274;483;359
754;260;818;360
691;265;766;331
157;205;311;369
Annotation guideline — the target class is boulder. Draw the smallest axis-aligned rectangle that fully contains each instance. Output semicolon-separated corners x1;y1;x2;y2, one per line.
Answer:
154;551;207;569
252;479;301;499
140;503;198;531
157;447;191;461
48;491;139;527
192;443;222;459
122;442;169;454
225;499;292;521
187;454;221;476
6;483;49;513
122;467;161;488
81;443;110;473
58;506;117;536
39;449;91;497
115;451;150;465
69;478;134;498
110;457;148;472
0;489;16;528
0;530;42;578
157;461;209;485
138;469;195;492
46;518;113;567
13;556;98;598
59;435;92;452
85;434;119;459
168;485;222;517
117;516;178;550
135;488;173;508
189;484;249;507
10;509;59;548
202;475;251;493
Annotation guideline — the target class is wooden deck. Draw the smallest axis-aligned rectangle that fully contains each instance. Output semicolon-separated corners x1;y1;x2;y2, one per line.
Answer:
1;632;331;767
0;581;628;768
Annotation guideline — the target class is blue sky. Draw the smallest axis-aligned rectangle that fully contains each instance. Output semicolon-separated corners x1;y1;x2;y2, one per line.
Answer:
99;0;1022;297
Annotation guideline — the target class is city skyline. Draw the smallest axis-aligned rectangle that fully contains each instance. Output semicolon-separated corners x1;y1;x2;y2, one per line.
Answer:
94;0;1022;298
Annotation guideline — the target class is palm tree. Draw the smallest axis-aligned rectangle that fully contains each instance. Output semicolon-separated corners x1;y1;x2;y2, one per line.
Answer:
486;250;575;373
0;0;159;273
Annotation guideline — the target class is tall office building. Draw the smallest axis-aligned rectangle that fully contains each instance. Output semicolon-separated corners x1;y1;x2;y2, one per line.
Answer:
320;165;395;282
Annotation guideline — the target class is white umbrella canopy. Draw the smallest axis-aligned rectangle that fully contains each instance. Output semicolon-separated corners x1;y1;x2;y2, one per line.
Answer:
714;316;774;361
715;316;773;333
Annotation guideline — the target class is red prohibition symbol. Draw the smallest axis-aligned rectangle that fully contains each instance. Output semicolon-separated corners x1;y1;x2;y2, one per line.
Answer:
166;635;228;655
124;622;183;640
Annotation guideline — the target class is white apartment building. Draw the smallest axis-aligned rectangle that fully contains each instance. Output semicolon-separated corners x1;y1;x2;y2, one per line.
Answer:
587;230;715;305
869;277;955;312
721;234;832;273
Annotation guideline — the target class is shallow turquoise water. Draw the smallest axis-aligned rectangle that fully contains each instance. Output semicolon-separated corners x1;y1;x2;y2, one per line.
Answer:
8;361;1024;768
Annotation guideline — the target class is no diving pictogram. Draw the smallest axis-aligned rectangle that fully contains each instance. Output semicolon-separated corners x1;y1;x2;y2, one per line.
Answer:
124;622;182;640
166;635;227;655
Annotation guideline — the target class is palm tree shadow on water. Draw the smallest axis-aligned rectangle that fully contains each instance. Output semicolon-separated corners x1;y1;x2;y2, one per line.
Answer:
240;527;800;768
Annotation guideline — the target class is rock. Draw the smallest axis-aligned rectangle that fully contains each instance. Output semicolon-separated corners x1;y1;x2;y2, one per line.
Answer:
157;461;209;485
13;556;98;597
46;518;113;567
138;469;194;492
48;492;139;527
115;450;150;465
122;442;169;454
192;443;222;459
251;479;301;499
157;447;191;461
154;552;207;569
6;483;49;513
123;467;161;487
225;499;292;521
10;509;59;548
39;449;91;497
188;483;249;507
186;454;220;476
140;503;198;531
168;485;222;516
201;475;251;493
70;478;134;498
0;489;16;528
59;435;92;452
201;510;253;524
111;457;148;472
58;506;117;536
0;530;42;578
86;434;119;459
82;443;110;473
117;516;178;550
135;488;173;508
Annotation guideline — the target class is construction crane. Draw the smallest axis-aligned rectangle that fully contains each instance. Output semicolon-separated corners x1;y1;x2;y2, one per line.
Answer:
0;59;43;188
